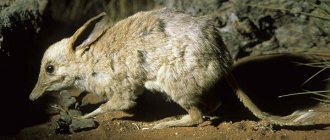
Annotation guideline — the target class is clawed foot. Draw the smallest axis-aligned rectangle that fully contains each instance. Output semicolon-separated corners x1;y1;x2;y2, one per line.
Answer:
79;107;103;119
151;115;219;129
72;115;87;120
152;115;203;129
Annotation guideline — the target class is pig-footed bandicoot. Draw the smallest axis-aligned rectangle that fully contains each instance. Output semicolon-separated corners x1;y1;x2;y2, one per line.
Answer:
29;8;317;129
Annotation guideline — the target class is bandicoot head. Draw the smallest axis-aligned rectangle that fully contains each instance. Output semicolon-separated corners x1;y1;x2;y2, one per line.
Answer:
29;13;107;101
29;38;74;101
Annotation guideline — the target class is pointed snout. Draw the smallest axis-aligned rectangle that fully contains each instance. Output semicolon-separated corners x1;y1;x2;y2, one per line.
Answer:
29;79;47;101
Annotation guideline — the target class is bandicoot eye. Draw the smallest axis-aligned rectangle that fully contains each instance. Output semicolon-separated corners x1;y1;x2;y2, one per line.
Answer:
46;64;55;74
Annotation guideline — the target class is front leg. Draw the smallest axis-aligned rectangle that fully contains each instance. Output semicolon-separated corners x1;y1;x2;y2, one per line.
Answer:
81;104;107;119
82;92;139;119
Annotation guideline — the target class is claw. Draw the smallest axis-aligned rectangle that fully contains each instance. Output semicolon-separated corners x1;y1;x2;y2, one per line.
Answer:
72;116;84;120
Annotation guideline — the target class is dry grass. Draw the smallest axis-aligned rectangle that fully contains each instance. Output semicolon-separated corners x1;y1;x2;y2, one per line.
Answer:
278;58;330;104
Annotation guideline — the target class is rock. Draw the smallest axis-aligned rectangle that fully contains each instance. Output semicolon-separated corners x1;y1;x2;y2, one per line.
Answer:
0;0;47;55
55;111;72;134
275;24;324;50
70;118;96;133
154;0;223;16
0;0;48;135
215;0;330;59
54;92;96;134
55;107;97;134
60;90;79;110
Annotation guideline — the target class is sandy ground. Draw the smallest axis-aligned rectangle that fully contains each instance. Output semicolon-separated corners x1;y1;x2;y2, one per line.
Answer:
14;103;330;140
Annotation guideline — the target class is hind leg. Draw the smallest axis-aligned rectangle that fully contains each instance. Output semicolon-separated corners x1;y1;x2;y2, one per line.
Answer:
153;106;204;129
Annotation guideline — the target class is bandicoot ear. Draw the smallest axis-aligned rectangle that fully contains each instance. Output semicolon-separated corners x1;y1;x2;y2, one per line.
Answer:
66;12;108;58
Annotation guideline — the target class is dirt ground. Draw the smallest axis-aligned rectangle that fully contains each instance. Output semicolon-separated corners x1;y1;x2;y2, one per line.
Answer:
14;102;330;140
